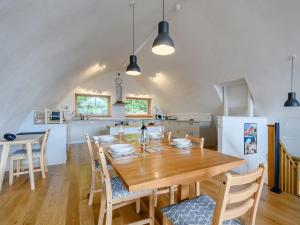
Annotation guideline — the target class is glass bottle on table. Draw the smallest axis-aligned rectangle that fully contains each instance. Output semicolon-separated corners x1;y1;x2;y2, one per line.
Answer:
140;120;149;154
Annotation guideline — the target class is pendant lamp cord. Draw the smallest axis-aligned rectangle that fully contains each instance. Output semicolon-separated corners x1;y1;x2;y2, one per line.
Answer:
163;0;165;21
291;57;294;92
132;3;135;55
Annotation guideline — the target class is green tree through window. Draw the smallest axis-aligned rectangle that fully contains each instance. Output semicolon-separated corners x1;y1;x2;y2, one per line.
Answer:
76;94;110;116
125;98;151;116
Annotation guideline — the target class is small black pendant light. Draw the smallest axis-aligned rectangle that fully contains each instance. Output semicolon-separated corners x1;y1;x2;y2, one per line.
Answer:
152;0;175;56
126;1;141;76
284;55;300;107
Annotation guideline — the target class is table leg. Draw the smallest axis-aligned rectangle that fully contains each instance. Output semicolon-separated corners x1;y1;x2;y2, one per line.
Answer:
26;143;35;191
0;144;10;192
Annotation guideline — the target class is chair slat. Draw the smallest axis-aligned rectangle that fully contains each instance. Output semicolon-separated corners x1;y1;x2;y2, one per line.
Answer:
231;167;263;186
228;183;258;204
223;198;254;220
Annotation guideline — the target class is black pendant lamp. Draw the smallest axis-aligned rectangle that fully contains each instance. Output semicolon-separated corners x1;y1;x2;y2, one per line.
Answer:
284;55;300;107
152;0;175;56
126;2;141;76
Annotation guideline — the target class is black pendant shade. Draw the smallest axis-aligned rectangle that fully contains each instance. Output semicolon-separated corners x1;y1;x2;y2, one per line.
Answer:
284;55;299;107
126;55;141;76
152;21;175;56
126;2;141;76
152;0;175;56
284;92;300;107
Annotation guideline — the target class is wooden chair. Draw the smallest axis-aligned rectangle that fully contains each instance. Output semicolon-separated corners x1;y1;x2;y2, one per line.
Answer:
85;134;103;206
185;134;205;196
95;141;156;225
161;164;266;225
9;129;50;185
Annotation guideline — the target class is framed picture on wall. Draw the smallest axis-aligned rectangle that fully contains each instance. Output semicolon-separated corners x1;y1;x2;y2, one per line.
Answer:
244;123;257;155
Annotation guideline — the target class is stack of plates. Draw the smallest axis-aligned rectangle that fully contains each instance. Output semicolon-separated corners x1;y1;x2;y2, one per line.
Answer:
172;138;192;149
94;135;116;143
108;144;135;157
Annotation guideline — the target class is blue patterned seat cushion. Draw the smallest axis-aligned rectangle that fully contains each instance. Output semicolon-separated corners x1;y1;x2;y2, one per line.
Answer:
161;195;243;225
111;177;152;199
12;149;41;156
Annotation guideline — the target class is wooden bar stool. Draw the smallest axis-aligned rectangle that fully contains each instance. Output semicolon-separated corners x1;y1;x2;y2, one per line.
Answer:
9;129;50;185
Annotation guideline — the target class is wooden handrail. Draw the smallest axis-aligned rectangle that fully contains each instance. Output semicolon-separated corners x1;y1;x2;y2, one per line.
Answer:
279;141;299;196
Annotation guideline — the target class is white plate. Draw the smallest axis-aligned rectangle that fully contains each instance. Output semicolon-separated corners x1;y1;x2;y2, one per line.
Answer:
172;138;191;145
109;144;134;153
108;148;135;155
175;143;193;148
96;135;115;142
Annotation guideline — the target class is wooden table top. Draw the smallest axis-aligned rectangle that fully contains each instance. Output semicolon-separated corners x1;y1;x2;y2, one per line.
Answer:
104;135;245;192
0;134;43;145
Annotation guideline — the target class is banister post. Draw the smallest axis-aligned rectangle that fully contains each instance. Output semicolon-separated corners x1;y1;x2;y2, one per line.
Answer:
271;123;281;194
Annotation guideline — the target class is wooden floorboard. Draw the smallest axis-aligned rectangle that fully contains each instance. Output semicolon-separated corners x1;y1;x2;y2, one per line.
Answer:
0;143;299;225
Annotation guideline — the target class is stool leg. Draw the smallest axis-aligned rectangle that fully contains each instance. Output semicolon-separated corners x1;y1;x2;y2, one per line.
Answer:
16;160;20;178
9;158;14;185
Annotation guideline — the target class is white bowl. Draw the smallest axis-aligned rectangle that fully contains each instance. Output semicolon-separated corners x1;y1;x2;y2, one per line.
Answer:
109;144;134;153
98;135;115;142
173;138;191;145
149;133;161;140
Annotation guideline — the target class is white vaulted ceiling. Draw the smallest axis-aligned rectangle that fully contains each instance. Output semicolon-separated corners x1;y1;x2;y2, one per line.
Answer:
0;0;300;134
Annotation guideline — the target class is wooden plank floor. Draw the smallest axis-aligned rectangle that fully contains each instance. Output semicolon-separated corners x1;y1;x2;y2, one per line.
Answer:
0;143;300;225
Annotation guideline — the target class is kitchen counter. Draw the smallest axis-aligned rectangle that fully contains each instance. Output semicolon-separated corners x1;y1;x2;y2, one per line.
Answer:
106;124;160;128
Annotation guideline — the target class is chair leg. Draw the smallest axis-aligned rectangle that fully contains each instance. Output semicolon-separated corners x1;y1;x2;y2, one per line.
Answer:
98;192;106;225
9;158;14;185
162;216;170;225
135;198;141;214
105;202;112;225
88;172;96;206
195;182;200;196
149;194;155;225
169;186;175;204
44;156;48;173
40;157;46;179
16;160;20;178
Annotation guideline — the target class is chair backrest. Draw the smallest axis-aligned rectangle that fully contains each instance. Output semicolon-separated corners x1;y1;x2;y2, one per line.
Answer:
212;164;265;225
185;134;205;149
165;131;172;141
40;129;50;157
85;134;97;172
95;141;113;202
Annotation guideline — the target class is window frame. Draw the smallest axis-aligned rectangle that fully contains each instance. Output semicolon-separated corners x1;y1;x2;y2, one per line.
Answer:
125;97;152;117
75;93;111;117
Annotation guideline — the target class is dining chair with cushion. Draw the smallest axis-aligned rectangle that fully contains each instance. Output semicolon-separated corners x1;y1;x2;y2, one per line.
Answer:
185;134;205;197
95;141;156;225
85;134;103;206
9;129;50;185
161;164;265;225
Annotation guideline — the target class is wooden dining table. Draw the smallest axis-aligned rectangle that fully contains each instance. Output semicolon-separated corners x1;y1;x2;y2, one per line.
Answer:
103;135;245;200
0;134;43;192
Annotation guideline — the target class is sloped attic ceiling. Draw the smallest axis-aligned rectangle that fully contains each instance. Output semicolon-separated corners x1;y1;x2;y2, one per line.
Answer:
0;0;178;134
1;0;300;134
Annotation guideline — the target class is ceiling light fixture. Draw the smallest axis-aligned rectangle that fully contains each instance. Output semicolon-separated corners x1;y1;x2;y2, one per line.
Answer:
284;55;300;107
126;1;141;76
152;0;175;56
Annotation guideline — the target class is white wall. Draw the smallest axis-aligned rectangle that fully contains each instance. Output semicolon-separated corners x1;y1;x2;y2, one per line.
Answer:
58;71;162;118
218;116;268;182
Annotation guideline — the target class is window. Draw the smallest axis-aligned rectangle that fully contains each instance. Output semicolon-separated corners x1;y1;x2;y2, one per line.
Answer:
75;94;111;116
125;97;151;116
